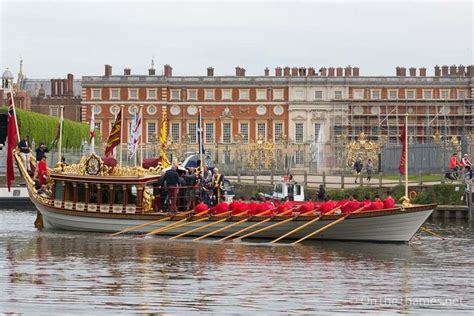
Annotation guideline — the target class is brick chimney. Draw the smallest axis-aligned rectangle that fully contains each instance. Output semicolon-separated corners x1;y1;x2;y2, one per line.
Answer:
409;67;416;76
275;67;282;77
441;65;449;76
419;67;427;77
467;65;474;77
344;66;352;77
240;67;246;76
283;67;290;76
434;65;441;76
298;67;307;76
336;67;343;77
328;67;335;77
458;65;466;76
50;79;56;96
264;67;270;76
399;67;406;76
104;64;112;77
353;67;360;77
275;67;282;76
62;79;67;96
148;68;156;76
319;67;327;76
308;67;316;76
164;64;173;77
291;67;298;76
449;65;457;76
207;67;214;77
396;67;401;76
124;68;131;76
67;74;74;96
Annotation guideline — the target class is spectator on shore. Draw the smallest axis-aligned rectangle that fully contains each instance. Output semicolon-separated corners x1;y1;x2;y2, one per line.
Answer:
317;184;326;201
366;159;373;183
353;157;363;183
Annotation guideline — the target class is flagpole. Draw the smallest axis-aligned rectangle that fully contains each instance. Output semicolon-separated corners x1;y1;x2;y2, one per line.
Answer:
119;105;124;167
405;113;408;199
198;105;204;171
139;105;144;167
90;106;95;155
58;106;64;163
9;86;20;141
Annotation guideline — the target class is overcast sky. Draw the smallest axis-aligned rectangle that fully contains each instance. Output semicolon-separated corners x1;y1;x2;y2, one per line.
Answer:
0;0;472;79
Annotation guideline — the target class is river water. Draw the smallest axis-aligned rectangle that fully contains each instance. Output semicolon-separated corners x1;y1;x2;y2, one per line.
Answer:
0;208;472;315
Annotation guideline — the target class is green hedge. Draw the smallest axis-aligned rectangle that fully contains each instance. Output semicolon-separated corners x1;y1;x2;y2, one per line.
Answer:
0;107;100;148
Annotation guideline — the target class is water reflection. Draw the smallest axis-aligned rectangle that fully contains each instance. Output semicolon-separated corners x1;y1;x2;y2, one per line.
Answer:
0;209;473;314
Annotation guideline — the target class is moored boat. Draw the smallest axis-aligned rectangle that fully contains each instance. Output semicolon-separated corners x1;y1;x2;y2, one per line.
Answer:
14;151;436;243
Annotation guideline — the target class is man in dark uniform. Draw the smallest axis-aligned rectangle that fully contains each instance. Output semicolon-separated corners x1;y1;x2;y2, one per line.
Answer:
163;164;181;214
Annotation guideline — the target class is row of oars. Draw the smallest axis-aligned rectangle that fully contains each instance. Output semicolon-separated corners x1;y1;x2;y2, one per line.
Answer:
109;204;367;244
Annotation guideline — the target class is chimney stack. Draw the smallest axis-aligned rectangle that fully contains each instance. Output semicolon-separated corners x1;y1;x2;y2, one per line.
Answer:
50;79;56;96
449;65;457;76
148;68;156;76
62;79;67;96
67;73;74;96
353;67;360;77
207;67;214;77
291;67;298;76
104;64;112;77
308;67;316;76
467;65;474;77
241;68;246;76
409;67;416;76
264;67;270;76
319;67;327;76
458;65;466;76
441;65;449;76
328;67;335;77
283;67;290;76
164;64;173;77
336;67;343;77
398;67;406;76
275;67;282;76
124;68;131;76
344;66;352;77
419;67;427;77
434;65;441;76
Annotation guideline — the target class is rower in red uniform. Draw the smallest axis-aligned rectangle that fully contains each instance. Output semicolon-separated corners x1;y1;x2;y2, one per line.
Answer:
298;202;314;214
320;198;337;214
361;196;373;210
341;195;360;214
255;200;275;216
274;200;293;214
247;198;259;215
194;199;209;213
369;195;384;211
383;191;396;209
211;201;229;215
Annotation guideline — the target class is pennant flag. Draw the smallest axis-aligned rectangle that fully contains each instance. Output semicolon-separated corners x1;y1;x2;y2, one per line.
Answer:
399;123;407;175
50;114;63;149
128;110;142;158
104;109;122;157
6;91;19;191
197;107;205;156
89;107;95;154
159;108;170;167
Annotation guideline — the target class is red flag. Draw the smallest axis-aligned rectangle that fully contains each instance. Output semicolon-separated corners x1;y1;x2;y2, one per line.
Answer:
399;123;406;175
6;92;18;191
104;109;122;157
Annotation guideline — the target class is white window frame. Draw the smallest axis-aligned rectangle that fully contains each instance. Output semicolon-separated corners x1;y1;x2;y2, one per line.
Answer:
239;122;249;144
457;89;466;100
256;122;267;140
204;89;215;101
274;122;284;142
314;90;323;100
256;89;267;101
334;90;343;100
295;150;304;165
295;122;304;144
295;89;305;100
440;89;450;99
273;89;284;100
50;106;59;117
170;122;180;142
388;89;398;100
187;89;197;101
146;121;157;143
406;89;415;99
171;89;181;101
222;89;232;100
353;89;364;100
128;88;138;100
371;89;381;100
187;122;197;144
146;88;157;100
91;88;102;100
205;122;214;144
222;122;232;144
110;88;120;100
423;89;433;100
239;89;249;100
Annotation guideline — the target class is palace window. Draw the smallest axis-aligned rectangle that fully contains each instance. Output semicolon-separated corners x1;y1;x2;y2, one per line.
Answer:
188;123;197;144
423;90;433;99
205;122;214;143
239;89;249;100
147;122;156;143
406;90;415;99
257;123;266;139
314;123;321;141
458;90;466;99
273;89;284;100
295;150;304;165
171;123;180;142
256;89;267;100
388;90;398;99
223;122;232;143
128;89;138;100
187;89;197;100
222;89;232;100
441;89;450;99
147;89;157;100
295;123;304;143
295;90;305;100
314;90;323;99
371;90;380;100
110;88;120;100
334;90;343;100
274;122;283;141
171;89;180;100
239;122;249;143
50;106;59;117
205;89;215;100
94;122;101;134
353;89;364;100
91;88;101;100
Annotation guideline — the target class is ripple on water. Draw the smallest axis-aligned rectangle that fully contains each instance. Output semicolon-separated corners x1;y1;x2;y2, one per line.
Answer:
0;209;473;314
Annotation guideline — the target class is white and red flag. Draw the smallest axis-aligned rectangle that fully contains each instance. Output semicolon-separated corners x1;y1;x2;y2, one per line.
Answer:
89;106;95;154
128;109;142;158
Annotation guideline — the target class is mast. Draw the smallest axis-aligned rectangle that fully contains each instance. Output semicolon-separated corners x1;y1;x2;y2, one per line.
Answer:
119;105;124;166
58;105;64;163
405;113;408;199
